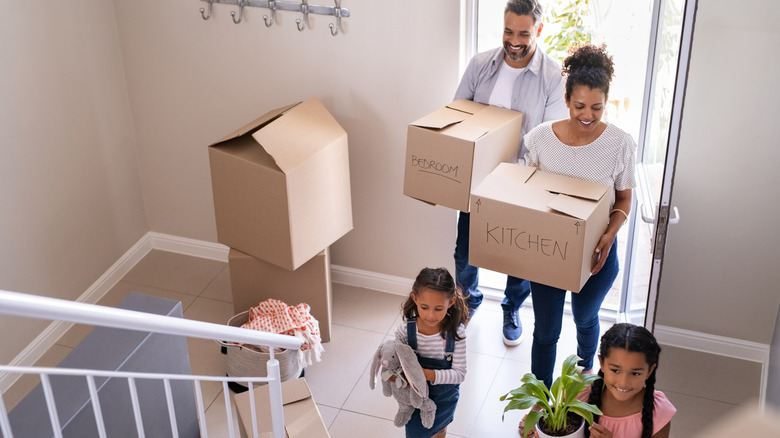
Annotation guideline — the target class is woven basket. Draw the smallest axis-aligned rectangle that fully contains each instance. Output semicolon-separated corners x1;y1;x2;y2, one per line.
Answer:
218;310;303;383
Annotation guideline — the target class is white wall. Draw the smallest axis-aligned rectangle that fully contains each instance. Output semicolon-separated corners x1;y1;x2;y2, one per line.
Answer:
656;0;780;344
0;1;147;364
0;1;464;364
113;1;462;280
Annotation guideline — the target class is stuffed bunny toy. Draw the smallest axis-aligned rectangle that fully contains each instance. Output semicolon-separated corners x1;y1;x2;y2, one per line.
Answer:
369;339;437;429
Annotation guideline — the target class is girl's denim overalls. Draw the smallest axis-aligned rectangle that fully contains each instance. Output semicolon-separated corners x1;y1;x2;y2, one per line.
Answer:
404;318;460;438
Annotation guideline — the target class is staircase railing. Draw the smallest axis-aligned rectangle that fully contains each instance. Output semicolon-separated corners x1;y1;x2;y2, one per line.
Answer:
0;289;302;438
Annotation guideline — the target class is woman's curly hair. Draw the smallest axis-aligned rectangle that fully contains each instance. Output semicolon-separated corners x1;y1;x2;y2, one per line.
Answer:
562;43;615;100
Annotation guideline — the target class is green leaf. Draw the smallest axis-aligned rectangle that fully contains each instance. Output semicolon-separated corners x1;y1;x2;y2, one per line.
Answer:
523;410;545;438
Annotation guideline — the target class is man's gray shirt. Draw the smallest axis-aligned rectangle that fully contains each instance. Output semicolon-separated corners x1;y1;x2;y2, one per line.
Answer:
454;47;568;159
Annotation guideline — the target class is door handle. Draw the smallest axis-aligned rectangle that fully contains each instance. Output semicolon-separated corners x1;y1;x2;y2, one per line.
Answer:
640;204;680;225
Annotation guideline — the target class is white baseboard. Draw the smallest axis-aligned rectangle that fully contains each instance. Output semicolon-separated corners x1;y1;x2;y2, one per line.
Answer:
330;264;413;297
5;232;771;405
655;324;770;407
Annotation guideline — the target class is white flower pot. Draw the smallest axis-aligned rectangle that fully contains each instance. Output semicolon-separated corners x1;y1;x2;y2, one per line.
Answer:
535;417;586;438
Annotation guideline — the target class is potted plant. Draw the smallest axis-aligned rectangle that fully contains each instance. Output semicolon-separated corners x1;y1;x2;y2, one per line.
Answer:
500;354;602;438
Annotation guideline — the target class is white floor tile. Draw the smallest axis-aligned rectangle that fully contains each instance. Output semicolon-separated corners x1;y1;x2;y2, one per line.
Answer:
331;284;403;335
446;351;504;436
304;324;386;409
327;410;405;438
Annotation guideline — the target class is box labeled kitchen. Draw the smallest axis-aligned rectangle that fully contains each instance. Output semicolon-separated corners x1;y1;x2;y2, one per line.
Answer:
468;163;611;292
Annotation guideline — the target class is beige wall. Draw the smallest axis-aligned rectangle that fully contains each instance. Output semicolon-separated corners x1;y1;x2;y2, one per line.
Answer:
656;0;780;344
3;0;779;377
0;1;462;364
0;1;147;363
113;0;461;278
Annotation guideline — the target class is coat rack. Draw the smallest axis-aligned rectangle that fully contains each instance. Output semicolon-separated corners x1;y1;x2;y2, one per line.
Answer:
199;0;350;36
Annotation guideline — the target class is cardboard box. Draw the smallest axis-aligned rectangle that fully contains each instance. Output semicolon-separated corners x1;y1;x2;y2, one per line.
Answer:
403;99;523;212
229;247;332;342
468;163;611;292
208;97;353;271
234;378;330;438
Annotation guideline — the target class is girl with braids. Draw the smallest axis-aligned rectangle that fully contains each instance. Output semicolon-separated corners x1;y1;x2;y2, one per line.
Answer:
581;323;676;438
523;43;637;388
394;267;469;438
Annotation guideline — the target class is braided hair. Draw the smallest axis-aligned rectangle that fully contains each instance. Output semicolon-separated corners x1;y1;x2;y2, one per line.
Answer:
401;267;469;341
585;323;662;438
562;43;615;101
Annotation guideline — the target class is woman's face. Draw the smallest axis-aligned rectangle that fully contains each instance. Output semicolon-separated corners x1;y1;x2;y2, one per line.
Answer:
567;85;607;133
599;348;657;403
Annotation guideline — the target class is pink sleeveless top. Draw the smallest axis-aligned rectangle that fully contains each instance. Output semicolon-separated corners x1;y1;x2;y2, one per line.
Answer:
578;387;676;437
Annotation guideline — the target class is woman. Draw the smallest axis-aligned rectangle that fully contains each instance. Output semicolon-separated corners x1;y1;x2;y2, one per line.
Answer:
523;43;637;388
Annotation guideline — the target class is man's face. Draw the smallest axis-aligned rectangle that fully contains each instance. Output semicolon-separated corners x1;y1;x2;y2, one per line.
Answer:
502;12;542;67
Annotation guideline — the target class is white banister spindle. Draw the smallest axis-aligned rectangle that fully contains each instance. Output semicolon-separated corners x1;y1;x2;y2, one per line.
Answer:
128;376;146;438
193;381;209;438
40;374;63;438
0;393;14;438
164;378;179;438
248;381;259;438
86;375;107;438
223;381;237;438
266;359;285;438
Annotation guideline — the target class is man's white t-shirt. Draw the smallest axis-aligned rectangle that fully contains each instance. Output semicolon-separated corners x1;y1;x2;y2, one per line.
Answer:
488;61;526;109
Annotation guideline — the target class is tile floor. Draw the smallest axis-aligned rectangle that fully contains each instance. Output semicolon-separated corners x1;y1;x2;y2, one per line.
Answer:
4;250;739;437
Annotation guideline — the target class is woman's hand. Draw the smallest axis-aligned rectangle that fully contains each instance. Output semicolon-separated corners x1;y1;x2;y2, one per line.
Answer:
588;423;613;438
591;232;615;275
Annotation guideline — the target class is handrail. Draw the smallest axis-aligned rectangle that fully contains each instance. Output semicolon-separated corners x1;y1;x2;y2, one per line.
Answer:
0;289;302;438
0;290;302;350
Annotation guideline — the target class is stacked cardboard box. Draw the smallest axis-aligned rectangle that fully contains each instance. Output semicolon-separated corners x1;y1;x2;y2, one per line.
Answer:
208;97;353;343
403;99;524;212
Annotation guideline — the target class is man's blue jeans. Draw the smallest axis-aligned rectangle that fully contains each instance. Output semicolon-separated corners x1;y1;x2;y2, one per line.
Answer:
530;239;620;388
454;211;530;313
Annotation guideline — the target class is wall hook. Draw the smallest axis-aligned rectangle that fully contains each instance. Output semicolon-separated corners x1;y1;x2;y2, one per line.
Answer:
296;0;309;31
231;0;246;24
199;0;213;20
329;0;341;36
263;1;277;27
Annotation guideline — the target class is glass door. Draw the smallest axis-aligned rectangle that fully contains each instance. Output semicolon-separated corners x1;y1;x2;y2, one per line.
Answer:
470;0;692;327
618;0;687;324
638;0;697;329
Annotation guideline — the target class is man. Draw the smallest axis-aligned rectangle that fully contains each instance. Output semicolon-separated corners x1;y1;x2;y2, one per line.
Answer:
453;0;568;346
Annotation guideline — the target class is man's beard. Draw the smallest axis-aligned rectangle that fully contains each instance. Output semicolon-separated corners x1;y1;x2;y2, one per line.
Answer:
503;41;531;62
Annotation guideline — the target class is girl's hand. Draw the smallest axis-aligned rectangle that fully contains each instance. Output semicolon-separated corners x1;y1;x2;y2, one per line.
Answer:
423;368;436;382
588;423;612;438
591;232;615;274
517;415;537;437
388;375;397;383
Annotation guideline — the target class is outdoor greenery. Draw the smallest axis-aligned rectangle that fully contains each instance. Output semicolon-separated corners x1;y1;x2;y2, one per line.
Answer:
543;0;593;63
500;354;602;438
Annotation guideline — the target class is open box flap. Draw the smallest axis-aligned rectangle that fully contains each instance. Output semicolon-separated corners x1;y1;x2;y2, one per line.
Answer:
410;106;469;130
547;193;598;219
528;170;609;201
280;377;314;405
212;102;300;145
251;97;347;173
447;99;486;115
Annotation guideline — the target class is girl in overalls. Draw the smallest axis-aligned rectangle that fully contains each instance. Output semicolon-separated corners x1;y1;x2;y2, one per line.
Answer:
394;267;469;438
